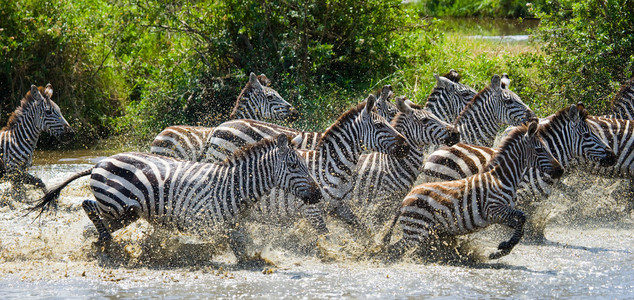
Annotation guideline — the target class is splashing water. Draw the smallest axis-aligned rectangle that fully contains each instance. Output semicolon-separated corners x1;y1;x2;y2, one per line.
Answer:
0;153;633;298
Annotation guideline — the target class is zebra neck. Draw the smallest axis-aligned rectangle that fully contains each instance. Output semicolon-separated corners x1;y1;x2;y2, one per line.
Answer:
3;109;41;159
488;143;529;190
317;116;364;168
222;148;278;205
455;92;500;147
540;124;575;166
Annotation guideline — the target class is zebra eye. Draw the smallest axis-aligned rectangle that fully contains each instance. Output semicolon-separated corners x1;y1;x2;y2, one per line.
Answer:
267;94;274;100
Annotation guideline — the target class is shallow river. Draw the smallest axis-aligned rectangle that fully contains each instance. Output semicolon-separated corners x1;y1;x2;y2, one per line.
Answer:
0;151;633;298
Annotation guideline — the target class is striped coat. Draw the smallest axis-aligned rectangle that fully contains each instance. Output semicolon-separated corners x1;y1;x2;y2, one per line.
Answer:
32;135;321;263
383;121;564;259
1;84;74;194
150;72;298;159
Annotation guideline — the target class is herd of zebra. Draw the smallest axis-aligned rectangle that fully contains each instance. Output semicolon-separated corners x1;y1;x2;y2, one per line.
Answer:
2;71;634;264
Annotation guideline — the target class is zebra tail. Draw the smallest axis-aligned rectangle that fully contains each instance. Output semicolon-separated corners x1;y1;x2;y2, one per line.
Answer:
26;167;93;218
379;206;402;246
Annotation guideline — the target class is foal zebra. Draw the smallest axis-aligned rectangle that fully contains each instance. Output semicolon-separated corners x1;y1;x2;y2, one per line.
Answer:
610;77;634;120
1;84;74;197
423;72;477;124
453;74;535;147
351;97;460;229
150;72;297;159
32;134;321;263
382;121;564;259
421;104;617;241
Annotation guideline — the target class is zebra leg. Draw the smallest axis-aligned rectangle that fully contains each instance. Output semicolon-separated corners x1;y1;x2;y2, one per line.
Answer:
228;226;255;264
82;200;113;243
333;203;369;234
490;209;526;259
301;204;328;234
104;204;141;233
21;173;47;194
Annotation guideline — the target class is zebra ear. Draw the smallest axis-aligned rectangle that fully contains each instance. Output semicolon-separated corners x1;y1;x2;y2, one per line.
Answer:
290;134;303;148
257;74;272;87
249;72;263;89
491;75;502;92
30;85;43;102
380;85;393;102
526;120;538;137
276;134;289;149
395;96;414;114
365;94;377;113
568;104;580;122
434;74;444;87
44;83;53;99
501;73;511;89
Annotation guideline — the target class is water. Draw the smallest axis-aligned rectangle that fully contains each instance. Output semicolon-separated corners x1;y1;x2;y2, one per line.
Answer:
0;151;633;298
437;17;540;41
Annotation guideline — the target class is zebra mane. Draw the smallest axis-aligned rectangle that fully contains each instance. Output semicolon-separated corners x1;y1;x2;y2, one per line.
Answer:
230;74;270;118
610;77;634;107
545;103;589;125
2;86;45;131
316;101;367;148
453;85;492;125
221;135;284;166
486;123;532;170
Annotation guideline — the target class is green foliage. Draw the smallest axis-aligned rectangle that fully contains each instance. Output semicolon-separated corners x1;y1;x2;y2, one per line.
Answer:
532;0;634;114
412;0;550;18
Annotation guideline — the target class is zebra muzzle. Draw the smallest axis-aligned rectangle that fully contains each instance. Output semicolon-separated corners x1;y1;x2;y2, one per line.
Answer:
598;151;617;167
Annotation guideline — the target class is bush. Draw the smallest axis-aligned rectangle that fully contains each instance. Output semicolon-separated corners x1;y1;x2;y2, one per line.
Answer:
532;0;634;114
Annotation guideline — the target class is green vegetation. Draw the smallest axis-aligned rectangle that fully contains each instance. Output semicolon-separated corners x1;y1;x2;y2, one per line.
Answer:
0;0;631;150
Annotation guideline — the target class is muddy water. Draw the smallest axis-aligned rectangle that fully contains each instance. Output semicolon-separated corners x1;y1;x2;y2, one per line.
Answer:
0;151;633;298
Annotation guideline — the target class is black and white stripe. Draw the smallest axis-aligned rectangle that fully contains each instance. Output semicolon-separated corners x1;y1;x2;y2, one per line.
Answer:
32;134;321;263
383;121;564;259
351;97;460;229
610;77;634;120
246;95;409;233
453;75;535;147
150;72;298;159
0;84;74;193
423;71;478;124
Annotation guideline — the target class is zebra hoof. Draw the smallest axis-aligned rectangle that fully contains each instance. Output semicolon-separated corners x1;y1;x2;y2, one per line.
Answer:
489;249;511;260
497;240;512;250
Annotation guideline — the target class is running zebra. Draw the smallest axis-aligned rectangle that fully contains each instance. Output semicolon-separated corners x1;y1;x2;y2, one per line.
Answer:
31;134;322;263
382;121;564;259
150;72;297;159
423;71;478;124
453;74;535;147
421;104;617;241
374;85;399;122
351;97;460;229
246;95;409;233
610;77;634;120
1;84;74;197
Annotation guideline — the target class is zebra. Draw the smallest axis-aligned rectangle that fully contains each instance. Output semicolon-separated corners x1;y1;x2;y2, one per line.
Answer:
453;74;535;147
421;103;617;241
150;72;298;159
610;77;634;120
351;96;460;229
31;134;322;263
423;71;478;124
374;85;399;122
1;84;74;198
382;121;564;259
245;95;410;234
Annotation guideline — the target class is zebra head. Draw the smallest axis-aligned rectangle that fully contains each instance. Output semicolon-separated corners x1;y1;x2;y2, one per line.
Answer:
231;72;299;122
567;103;617;166
425;73;478;123
274;134;322;205
359;94;410;158
525;121;564;180
374;85;399;122
490;75;536;126
30;84;75;142
392;97;460;147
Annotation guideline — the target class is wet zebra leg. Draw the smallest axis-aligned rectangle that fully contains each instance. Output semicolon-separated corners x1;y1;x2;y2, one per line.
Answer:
333;202;369;235
228;225;254;264
104;204;141;233
490;209;526;259
82;199;112;243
